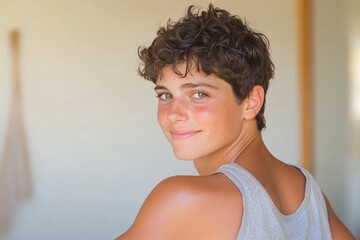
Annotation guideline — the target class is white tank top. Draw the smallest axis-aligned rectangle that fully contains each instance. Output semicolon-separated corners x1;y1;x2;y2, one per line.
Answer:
215;163;332;240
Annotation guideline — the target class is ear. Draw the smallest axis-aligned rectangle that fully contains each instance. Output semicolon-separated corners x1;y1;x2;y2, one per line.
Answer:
244;85;265;120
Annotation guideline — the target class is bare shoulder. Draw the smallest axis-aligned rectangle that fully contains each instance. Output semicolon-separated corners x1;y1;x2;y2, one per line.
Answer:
272;161;307;214
117;174;242;240
275;161;306;187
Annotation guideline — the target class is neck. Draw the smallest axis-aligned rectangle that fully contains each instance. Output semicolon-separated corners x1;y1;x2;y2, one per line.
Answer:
194;120;262;175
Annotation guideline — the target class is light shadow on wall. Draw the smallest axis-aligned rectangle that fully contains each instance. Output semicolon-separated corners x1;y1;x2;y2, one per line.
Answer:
0;30;33;235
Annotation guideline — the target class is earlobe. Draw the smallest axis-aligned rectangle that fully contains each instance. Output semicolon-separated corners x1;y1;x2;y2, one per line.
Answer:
244;85;265;119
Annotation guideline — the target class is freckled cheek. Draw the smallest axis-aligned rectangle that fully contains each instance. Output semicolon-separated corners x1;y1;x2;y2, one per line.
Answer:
193;103;241;134
156;103;227;127
190;104;220;124
156;106;167;128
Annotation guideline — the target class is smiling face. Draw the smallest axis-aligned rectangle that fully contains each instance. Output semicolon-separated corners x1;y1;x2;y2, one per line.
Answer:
155;63;247;163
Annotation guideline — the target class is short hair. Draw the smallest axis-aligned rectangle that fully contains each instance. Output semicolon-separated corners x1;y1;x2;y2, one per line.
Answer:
138;4;274;130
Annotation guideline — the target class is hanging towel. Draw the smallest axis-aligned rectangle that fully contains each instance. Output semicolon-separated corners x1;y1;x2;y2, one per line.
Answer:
0;30;32;233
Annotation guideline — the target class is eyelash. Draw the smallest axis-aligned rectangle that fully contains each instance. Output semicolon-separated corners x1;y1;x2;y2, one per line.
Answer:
156;92;172;100
192;91;208;99
155;91;209;101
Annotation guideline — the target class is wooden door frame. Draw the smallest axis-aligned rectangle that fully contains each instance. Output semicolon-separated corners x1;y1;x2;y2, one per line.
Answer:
298;0;313;172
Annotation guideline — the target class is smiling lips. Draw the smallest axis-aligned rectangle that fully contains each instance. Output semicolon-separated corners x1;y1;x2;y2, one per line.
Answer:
171;130;201;140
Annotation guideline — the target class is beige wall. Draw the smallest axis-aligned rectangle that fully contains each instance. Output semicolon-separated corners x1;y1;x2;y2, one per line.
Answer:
2;0;357;239
314;0;360;237
0;1;298;239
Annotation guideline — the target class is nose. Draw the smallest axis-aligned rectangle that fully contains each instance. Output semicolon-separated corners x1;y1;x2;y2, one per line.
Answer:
167;99;189;123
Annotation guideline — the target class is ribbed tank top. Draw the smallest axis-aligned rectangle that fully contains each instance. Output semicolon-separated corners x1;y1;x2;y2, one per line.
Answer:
215;163;332;240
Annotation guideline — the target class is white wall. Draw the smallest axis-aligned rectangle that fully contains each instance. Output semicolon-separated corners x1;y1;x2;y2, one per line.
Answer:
314;0;360;237
0;0;299;239
347;0;360;236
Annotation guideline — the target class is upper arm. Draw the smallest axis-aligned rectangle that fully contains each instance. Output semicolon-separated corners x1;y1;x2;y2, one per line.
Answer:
323;194;355;240
118;177;202;240
116;175;242;240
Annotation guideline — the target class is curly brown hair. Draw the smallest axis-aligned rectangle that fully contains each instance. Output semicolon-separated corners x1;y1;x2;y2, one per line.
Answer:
138;4;274;130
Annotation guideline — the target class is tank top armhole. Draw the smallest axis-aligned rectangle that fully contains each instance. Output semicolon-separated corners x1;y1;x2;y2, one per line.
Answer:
213;164;248;238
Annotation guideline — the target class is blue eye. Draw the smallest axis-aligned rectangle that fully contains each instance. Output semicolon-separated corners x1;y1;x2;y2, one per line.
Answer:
192;92;208;99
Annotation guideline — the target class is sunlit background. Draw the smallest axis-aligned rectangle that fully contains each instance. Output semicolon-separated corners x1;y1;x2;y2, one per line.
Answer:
0;0;359;239
350;29;360;121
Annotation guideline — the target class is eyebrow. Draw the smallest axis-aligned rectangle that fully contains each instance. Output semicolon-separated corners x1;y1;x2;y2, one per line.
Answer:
154;82;219;91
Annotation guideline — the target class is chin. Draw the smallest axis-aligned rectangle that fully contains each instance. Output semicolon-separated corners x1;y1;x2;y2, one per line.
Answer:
172;149;199;161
